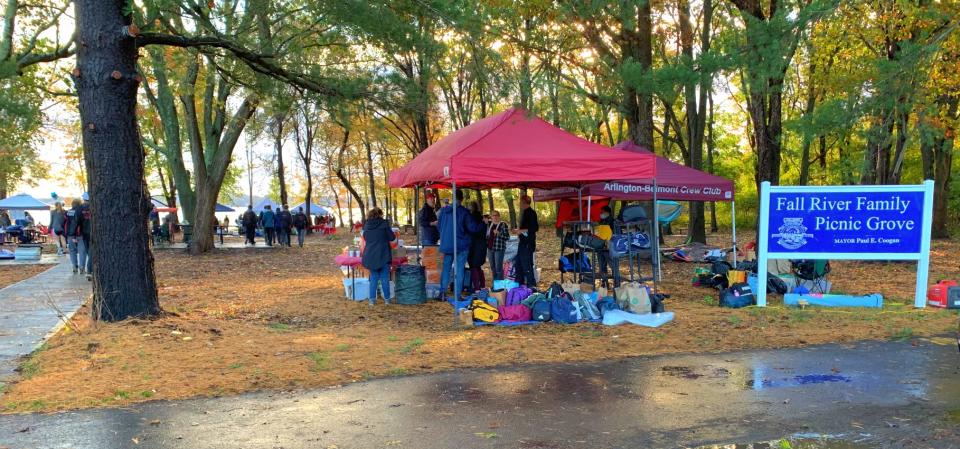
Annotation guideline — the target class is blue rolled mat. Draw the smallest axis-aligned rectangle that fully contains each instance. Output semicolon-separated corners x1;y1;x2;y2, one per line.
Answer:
784;293;883;308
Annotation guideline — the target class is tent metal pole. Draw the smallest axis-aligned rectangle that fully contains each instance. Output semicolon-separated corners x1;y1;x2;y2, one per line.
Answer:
587;196;592;222
414;186;421;265
731;201;738;266
452;181;458;300
652;178;660;292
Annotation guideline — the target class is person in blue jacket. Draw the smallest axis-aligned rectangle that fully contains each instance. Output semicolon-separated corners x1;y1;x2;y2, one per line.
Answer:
258;205;276;246
438;189;482;298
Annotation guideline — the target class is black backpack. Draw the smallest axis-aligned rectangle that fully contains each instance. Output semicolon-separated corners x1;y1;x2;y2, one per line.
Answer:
767;273;789;295
619;204;648;223
719;283;755;308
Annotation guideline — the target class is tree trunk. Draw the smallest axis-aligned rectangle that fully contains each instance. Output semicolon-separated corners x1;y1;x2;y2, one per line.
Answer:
707;91;718;233
75;0;160;321
274;113;288;206
363;136;377;208
329;177;343;228
503;189;517;228
487;189;494;213
798;42;817;186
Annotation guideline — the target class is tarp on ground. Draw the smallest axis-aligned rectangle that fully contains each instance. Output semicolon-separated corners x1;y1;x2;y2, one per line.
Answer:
291;201;330;216
534;141;735;202
0;193;50;210
388;108;656;189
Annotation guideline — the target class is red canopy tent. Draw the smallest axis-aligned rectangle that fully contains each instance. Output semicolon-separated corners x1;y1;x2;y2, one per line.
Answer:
388;108;660;296
534;141;735;202
388;108;657;188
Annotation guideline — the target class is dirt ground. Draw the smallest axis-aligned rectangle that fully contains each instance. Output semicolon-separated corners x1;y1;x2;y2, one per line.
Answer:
2;230;958;413
0;264;54;289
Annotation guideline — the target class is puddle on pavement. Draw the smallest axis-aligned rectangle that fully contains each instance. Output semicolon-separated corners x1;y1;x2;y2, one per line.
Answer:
691;434;873;449
747;374;852;389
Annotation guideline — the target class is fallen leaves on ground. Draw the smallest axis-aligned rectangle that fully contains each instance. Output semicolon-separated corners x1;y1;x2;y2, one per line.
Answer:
1;231;957;413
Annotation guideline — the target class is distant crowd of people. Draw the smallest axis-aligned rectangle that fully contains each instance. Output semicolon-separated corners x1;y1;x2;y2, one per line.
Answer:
46;194;94;280
238;204;314;247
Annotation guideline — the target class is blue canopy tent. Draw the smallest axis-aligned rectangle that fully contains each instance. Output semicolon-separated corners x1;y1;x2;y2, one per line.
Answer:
290;201;330;216
151;196;234;213
215;203;235;212
253;198;280;212
0;193;50;223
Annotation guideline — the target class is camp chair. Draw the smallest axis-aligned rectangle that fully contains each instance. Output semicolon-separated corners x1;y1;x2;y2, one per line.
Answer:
791;259;831;293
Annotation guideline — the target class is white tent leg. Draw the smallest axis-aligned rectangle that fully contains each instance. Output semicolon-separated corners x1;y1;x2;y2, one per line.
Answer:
732;200;737;266
652;179;661;291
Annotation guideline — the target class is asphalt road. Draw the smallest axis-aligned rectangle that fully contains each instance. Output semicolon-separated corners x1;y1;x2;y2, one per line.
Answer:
2;340;958;449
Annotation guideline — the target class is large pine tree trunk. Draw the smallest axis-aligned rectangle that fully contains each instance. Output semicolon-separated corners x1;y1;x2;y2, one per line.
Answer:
274;114;288;206
75;0;160;321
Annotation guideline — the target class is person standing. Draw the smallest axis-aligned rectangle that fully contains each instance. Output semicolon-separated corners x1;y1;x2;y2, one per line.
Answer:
596;205;620;288
438;189;482;298
486;210;509;281
276;205;293;247
241;205;258;245
259;205;276;246
417;193;439;245
50;202;67;255
515;195;539;287
64;199;84;274
361;208;396;306
293;207;308;247
466;202;487;291
79;193;93;280
0;209;10;227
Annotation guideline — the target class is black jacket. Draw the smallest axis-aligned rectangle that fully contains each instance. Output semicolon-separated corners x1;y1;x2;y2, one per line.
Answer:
361;217;396;270
467;211;487;268
519;207;539;249
293;212;308;229
241;210;258;227
417;204;439;242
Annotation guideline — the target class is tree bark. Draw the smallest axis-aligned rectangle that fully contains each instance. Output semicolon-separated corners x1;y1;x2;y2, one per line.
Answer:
75;0;160;321
363;134;377;208
504;189;517;228
273;112;288;206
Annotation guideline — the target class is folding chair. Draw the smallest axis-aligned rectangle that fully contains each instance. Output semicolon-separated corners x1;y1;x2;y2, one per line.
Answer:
792;259;831;293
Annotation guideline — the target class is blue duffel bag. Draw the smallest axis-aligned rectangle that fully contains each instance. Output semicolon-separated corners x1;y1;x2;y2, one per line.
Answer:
550;293;579;324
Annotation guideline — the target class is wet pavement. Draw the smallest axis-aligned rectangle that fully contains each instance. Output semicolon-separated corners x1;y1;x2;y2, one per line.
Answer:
0;259;89;380
2;340;958;448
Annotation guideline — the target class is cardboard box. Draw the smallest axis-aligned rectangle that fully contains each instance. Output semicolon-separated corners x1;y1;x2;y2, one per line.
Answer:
425;268;441;284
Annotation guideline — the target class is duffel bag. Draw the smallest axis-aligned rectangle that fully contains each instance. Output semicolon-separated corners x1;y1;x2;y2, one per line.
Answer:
506;286;533;306
471;299;500;322
719;283;754;308
499;304;532;322
576;234;606;251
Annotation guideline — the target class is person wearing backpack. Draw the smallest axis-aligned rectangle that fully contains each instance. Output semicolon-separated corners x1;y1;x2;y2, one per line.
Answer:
79;193;93;279
276;204;293;247
362;208;396;305
486;210;509;281
293;207;309;247
438;189;482;298
64;199;84;274
258;205;276;246
50;201;66;256
241;205;258;245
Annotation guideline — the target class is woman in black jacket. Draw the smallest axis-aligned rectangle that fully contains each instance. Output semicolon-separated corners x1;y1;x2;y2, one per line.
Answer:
466;202;487;291
362;208;396;305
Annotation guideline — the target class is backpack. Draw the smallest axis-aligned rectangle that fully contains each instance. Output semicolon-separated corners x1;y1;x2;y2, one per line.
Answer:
620;204;647;223
711;260;732;276
719;283;754;308
650;293;668;313
550;293;579;324
521;292;547;308
498;304;532;322
596;296;620;315
609;234;629;258
546;282;564;299
470;299;500;322
559;254;591;273
506;286;532;306
531;300;552;321
767;273;789;295
573;291;601;321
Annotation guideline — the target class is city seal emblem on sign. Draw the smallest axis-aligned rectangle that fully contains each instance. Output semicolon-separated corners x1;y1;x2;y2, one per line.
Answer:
771;218;813;250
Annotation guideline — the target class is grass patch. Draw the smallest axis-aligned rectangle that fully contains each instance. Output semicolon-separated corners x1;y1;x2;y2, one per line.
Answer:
947;409;960;424
28;400;46;411
399;338;425;354
306;352;330;371
267;323;291;332
727;315;742;326
387;335;399;342
334;343;351;352
388;367;408;376
140;390;154;398
18;359;40;379
788;309;813;324
228;362;243;369
702;295;717;306
114;390;130;400
890;327;914;341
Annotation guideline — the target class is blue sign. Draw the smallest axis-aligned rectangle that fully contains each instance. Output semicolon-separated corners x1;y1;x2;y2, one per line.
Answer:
766;190;925;254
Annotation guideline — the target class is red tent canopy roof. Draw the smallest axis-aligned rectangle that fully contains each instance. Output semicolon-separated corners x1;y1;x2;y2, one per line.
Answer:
534;141;735;202
388;108;656;189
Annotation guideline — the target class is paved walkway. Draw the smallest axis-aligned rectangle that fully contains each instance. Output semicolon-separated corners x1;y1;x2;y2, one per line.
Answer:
1;340;958;448
0;259;90;380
